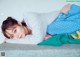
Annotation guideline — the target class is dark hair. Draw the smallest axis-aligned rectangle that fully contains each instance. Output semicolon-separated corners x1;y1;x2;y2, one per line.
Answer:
1;17;27;39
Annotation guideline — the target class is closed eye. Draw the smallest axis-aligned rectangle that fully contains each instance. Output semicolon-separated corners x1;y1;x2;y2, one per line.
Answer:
12;29;16;33
14;30;16;33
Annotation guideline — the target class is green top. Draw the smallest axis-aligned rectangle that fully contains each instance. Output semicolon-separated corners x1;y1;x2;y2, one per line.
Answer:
38;34;80;46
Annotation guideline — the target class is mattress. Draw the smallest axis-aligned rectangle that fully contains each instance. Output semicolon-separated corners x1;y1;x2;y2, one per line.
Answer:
0;43;80;57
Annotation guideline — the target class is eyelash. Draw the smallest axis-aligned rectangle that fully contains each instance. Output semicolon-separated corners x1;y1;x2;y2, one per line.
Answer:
10;29;16;38
13;29;16;33
14;30;16;33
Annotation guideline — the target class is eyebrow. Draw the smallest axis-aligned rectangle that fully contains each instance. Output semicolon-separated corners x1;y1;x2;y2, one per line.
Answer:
5;27;16;38
6;30;13;38
6;29;13;37
6;26;16;34
7;27;16;30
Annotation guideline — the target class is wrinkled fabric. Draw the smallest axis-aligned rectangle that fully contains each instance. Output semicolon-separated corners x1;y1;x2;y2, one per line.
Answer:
47;4;80;35
38;34;80;46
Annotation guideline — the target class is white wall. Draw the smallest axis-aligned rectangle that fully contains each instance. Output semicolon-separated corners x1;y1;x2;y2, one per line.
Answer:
0;0;80;22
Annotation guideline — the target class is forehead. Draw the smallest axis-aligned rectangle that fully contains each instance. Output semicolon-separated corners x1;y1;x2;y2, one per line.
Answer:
5;31;11;39
5;26;17;37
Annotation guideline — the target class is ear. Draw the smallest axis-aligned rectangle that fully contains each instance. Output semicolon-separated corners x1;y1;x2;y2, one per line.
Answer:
17;21;22;26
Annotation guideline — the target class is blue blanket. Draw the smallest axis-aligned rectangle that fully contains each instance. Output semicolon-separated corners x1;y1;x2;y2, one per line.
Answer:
47;4;80;35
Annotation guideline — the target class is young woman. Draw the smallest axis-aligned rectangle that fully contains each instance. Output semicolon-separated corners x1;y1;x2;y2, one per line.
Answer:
1;4;80;44
2;17;32;39
47;4;80;35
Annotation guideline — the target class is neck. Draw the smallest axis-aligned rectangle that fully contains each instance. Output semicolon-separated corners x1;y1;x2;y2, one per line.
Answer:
23;26;28;35
23;26;32;35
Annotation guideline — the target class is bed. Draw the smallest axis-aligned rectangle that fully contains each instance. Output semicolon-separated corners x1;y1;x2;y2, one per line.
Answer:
0;43;80;57
0;4;80;57
0;11;80;57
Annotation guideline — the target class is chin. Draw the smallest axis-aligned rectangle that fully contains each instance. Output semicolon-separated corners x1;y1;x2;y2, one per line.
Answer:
22;34;25;38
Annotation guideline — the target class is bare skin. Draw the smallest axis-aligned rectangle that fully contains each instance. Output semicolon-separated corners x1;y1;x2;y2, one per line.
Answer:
60;4;71;14
5;21;30;39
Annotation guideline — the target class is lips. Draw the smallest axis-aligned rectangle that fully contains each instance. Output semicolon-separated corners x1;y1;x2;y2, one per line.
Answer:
18;35;22;38
19;34;26;38
20;35;22;38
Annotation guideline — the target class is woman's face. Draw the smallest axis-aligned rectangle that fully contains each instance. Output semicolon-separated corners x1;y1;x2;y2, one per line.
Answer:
5;23;28;39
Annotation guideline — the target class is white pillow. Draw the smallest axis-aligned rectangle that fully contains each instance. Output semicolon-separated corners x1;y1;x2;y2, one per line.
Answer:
24;12;47;37
39;10;60;25
0;29;5;44
5;12;47;44
0;15;7;44
5;11;60;44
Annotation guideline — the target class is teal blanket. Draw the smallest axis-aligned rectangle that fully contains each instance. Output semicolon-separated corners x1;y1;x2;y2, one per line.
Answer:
38;34;80;46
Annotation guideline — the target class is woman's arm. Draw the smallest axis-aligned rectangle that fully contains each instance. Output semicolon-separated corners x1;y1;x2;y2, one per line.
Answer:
60;4;71;14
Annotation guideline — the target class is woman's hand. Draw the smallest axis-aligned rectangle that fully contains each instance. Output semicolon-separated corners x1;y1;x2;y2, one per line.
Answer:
60;4;71;14
44;34;52;40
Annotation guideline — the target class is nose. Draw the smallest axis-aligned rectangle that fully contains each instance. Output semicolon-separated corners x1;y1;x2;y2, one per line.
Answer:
13;34;20;39
19;35;22;38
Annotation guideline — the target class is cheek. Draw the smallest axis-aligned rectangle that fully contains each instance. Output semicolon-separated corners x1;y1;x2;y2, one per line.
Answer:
16;27;25;38
16;26;24;34
16;27;22;33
